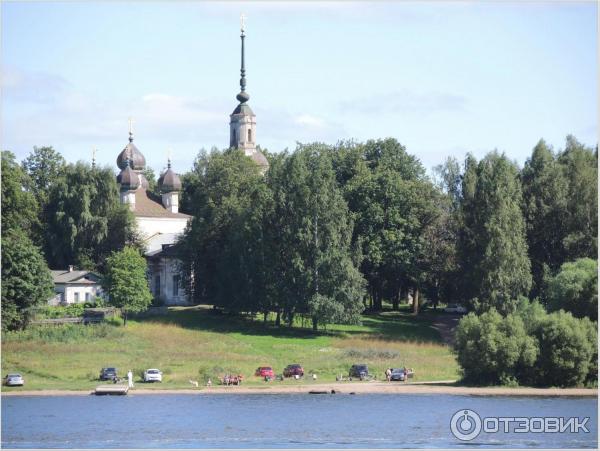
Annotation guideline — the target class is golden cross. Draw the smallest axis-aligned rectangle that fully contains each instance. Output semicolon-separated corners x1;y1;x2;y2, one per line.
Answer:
128;117;135;135
240;13;246;33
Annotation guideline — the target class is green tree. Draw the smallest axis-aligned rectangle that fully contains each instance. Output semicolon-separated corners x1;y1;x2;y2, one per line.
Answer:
334;139;437;312
458;152;532;314
269;144;365;329
557;135;598;260
141;167;158;195
1;151;40;241
21;146;66;209
103;246;152;325
1;229;54;330
455;309;538;385
180;148;273;314
532;311;597;387
521;139;569;300
546;258;597;321
44;162;138;270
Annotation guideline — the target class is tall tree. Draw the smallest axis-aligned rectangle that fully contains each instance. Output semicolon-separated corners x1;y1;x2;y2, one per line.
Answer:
458;152;532;314
557;135;597;260
180;148;273;314
269;144;365;329
521;139;568;300
21;146;66;210
1;151;40;240
103;246;152;325
1;229;54;331
44;162;138;271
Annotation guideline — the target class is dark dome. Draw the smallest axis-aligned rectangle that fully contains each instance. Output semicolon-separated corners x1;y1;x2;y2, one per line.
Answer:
117;141;146;170
116;164;140;191
250;150;269;169
158;167;182;193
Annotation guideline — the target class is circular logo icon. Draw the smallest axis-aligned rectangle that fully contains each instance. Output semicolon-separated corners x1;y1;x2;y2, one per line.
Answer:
450;409;482;441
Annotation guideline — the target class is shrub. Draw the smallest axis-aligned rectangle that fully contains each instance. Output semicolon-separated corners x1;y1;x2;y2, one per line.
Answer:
547;258;597;320
531;311;597;387
455;310;538;385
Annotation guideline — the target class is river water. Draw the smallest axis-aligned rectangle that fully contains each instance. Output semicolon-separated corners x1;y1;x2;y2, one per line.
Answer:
1;394;597;448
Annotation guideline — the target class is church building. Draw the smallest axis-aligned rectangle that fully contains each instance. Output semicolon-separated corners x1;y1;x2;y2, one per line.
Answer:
114;20;267;305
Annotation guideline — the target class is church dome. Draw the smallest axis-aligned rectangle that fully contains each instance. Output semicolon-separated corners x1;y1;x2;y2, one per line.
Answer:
117;135;146;170
116;160;140;191
158;165;182;193
250;150;269;169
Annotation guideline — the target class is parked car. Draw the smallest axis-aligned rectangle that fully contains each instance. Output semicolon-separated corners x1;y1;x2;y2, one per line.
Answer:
389;368;405;381
4;373;24;386
143;369;163;383
99;367;118;381
255;367;275;378
349;364;369;380
283;364;304;378
443;304;467;314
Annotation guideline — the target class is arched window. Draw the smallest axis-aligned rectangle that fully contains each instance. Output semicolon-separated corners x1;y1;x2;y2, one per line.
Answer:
248;129;252;142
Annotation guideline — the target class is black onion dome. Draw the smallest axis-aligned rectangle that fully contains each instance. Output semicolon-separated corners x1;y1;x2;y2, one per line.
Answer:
116;162;140;190
158;167;182;193
117;137;146;170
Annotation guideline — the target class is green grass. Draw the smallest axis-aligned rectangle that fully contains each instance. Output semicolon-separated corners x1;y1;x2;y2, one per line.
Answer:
1;306;459;391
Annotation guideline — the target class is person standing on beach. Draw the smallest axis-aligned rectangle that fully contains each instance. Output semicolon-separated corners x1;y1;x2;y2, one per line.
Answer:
385;368;391;382
127;370;133;388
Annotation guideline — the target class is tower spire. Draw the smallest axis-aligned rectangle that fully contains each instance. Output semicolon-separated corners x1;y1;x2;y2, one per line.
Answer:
128;117;135;142
236;13;250;104
92;146;97;169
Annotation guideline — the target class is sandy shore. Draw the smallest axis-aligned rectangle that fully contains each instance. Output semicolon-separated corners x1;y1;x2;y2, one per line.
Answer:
2;382;597;397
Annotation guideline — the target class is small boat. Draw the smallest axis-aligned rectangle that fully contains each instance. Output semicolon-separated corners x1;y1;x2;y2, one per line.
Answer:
94;385;129;395
309;389;336;394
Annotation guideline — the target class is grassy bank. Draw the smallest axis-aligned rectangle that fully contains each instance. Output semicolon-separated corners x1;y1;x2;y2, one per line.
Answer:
1;306;459;391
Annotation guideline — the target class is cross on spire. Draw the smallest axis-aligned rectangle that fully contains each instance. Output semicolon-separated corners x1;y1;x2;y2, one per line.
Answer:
128;117;135;142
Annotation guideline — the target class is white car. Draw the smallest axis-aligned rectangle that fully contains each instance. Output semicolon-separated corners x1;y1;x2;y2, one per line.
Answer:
443;304;467;314
4;373;24;386
143;369;163;382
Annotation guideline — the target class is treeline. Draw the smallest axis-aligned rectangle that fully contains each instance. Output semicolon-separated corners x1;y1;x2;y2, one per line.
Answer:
1;147;139;330
178;135;597;328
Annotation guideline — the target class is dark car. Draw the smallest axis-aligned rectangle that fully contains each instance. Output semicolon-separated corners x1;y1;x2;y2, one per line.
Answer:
99;367;117;381
349;364;369;380
283;364;304;378
390;368;405;381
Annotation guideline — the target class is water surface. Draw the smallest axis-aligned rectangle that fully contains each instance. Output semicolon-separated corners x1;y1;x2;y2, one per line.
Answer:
2;394;597;448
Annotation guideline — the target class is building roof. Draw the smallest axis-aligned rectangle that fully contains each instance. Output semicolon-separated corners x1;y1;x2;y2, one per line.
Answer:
158;166;182;193
117;135;146;170
117;162;140;191
250;150;269;169
51;270;100;284
133;189;191;219
231;103;254;116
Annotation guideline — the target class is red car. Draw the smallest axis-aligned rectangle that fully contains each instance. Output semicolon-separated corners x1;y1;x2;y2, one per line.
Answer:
255;367;275;378
283;364;304;378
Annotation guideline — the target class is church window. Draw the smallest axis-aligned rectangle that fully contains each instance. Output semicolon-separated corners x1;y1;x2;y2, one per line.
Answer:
173;275;180;296
74;292;80;302
248;129;252;142
154;276;160;295
85;293;91;302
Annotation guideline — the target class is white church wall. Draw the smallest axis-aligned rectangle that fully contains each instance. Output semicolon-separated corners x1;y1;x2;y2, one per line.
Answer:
136;216;188;240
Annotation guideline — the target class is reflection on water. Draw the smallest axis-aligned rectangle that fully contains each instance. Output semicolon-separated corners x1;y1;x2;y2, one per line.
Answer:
2;394;597;448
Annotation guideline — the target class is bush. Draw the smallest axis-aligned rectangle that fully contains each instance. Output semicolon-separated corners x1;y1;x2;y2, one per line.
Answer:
531;311;597;387
455;310;538;385
456;299;598;387
547;258;597;320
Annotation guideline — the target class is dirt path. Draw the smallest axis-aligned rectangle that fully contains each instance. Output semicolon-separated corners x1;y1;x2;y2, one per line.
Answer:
430;313;461;346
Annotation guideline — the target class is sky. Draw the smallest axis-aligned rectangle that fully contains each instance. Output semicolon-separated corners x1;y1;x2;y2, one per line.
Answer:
1;1;597;176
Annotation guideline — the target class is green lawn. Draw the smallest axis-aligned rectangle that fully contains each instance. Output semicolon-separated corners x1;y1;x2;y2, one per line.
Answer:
1;306;459;391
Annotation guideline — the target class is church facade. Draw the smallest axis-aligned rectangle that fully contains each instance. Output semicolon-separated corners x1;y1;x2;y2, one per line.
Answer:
114;22;267;305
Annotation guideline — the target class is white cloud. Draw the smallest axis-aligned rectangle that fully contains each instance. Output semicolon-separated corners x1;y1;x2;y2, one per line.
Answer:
294;114;327;128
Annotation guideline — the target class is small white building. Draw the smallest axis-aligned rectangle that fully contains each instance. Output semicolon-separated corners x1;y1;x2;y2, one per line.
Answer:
49;267;103;305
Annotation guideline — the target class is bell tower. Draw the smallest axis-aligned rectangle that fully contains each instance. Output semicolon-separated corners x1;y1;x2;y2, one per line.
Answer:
229;14;257;156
